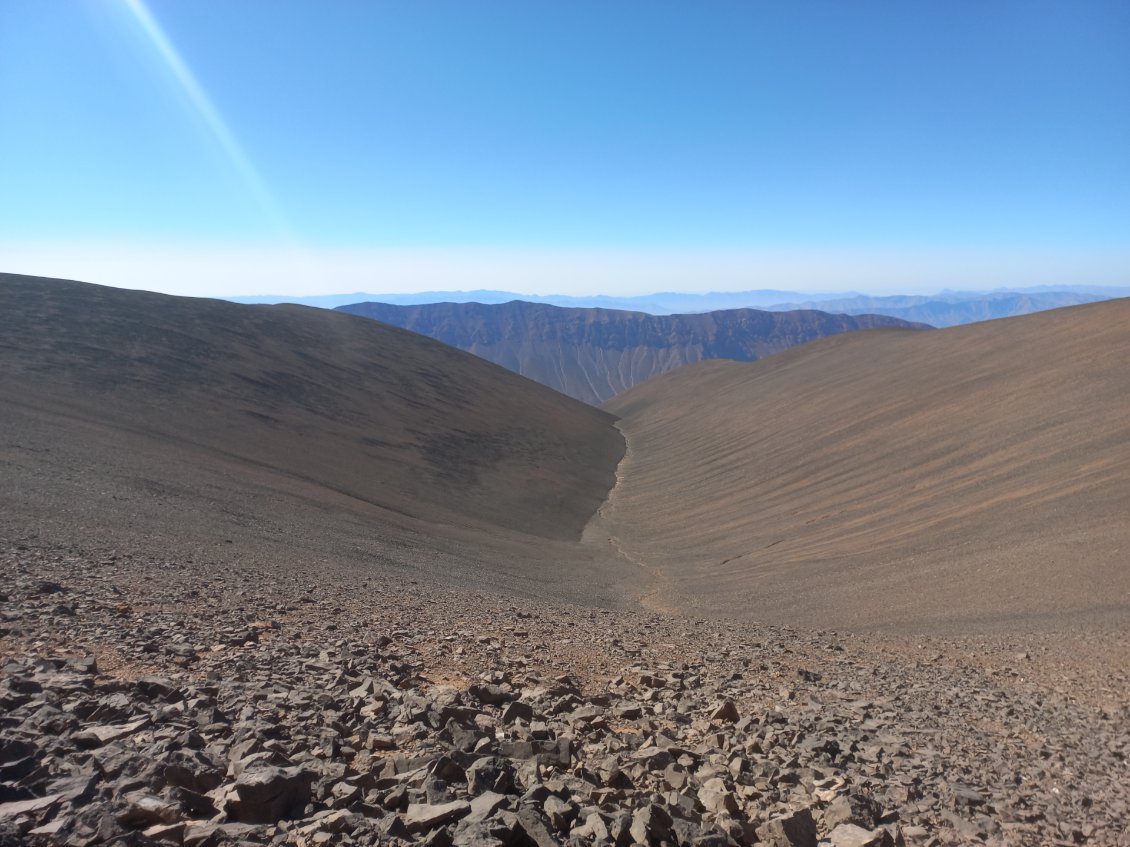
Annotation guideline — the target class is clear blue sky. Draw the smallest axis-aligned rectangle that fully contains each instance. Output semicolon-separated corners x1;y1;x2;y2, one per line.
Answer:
1;1;1127;296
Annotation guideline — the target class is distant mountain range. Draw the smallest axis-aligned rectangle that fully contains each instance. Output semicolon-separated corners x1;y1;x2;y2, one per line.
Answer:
763;290;1117;326
230;288;853;312
337;300;926;404
231;285;1129;326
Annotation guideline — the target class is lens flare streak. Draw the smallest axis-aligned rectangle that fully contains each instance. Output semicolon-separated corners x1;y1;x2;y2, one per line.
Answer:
121;0;291;237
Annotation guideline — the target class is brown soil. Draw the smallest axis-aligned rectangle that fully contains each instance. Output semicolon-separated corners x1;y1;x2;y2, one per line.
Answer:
601;298;1130;634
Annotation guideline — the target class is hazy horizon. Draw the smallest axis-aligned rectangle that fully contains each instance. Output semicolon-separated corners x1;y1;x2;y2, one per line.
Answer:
4;244;1129;301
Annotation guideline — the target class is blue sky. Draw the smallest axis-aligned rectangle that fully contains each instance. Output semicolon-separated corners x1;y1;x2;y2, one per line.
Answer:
1;1;1127;296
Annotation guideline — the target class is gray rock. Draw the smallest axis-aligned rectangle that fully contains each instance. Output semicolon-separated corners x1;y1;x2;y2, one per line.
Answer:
470;684;511;706
452;820;509;847
710;700;740;723
543;794;576;832
0;793;61;820
698;779;739;816
468;791;509;823
467;756;517;795
499;737;572;768
220;765;314;823
828;823;896;847
571;811;610;841
405;800;472;832
501;700;534;723
756;807;817;847
116;792;182;828
612;701;643;720
824;793;882;830
630;803;674;846
515;805;562;847
73;716;151;748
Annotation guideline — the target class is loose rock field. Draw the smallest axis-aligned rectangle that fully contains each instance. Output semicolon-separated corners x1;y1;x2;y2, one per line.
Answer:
2;541;1127;846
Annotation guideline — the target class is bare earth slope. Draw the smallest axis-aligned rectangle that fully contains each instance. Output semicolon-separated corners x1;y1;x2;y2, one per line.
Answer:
3;277;1130;846
766;291;1112;327
337;300;927;404
0;274;631;603
598;299;1130;633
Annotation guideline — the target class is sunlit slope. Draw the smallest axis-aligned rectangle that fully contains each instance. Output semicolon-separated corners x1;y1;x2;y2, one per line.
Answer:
600;300;1130;631
0;275;627;598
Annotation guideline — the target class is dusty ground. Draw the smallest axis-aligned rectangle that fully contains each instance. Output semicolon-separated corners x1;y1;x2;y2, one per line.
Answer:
602;299;1130;633
3;533;1128;846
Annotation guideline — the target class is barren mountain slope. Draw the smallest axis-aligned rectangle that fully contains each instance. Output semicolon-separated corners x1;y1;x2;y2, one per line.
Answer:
0;274;631;602
597;300;1130;632
337;300;927;404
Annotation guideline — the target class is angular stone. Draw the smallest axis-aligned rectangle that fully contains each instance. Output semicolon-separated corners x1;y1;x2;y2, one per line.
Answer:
469;684;510;706
221;766;314;824
543;795;576;832
710;700;740;723
515;806;561;847
698;781;739;816
630;803;674;846
27;819;65;837
73;716;151;748
577;811;611;842
498;737;571;768
0;793;61;820
468;791;509;823
756;807;817;847
466;756;516;796
405;800;472;833
828;823;895;847
144;822;187;843
500;701;534;724
116;792;181;828
825;793;882;830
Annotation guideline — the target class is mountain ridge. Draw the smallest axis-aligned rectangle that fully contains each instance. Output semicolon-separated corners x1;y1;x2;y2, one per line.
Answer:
228;284;1130;317
337;299;927;404
229;288;853;311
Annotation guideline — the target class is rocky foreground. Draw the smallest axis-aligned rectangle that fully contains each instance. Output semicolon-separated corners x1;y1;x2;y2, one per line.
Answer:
1;540;1128;847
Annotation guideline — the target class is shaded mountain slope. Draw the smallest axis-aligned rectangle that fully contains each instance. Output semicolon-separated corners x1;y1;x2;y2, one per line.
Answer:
596;299;1130;632
766;291;1116;326
337;300;927;404
0;274;630;601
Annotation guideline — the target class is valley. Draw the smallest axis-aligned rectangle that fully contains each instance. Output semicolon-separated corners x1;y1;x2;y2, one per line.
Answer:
336;301;925;405
1;275;1128;847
